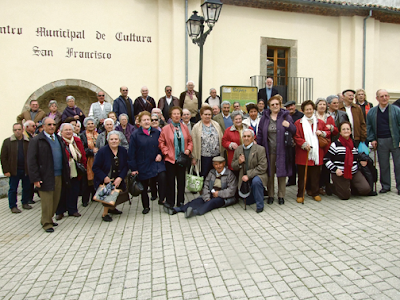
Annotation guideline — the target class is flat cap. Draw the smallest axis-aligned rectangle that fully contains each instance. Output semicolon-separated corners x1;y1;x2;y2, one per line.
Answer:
284;101;296;107
342;89;356;95
212;156;225;162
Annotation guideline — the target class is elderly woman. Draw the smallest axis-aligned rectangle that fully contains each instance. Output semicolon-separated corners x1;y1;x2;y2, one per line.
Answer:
150;114;162;132
97;118;129;150
73;121;82;136
92;131;129;222
257;95;296;205
191;106;224;178
222;110;252;170
243;103;261;135
80;117;99;206
324;122;371;200
115;113;135;143
294;100;331;203
61;96;85;129
257;100;266;117
129;112;167;214
108;111;120;128
159;106;193;207
47;100;62;129
55;123;87;220
315;97;339;195
179;81;200;123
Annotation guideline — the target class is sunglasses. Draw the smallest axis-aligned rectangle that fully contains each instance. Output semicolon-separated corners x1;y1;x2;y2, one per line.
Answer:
166;89;172;92
98;95;105;97
122;89;128;92
151;119;158;122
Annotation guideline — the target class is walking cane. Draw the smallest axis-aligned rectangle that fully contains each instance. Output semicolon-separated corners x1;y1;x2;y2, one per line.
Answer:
374;148;377;192
302;149;310;205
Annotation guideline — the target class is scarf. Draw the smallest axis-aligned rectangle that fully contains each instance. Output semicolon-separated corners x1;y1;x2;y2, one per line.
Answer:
142;127;152;136
172;122;185;160
86;130;98;181
315;111;329;123
300;115;319;163
338;136;354;179
187;90;194;100
63;136;82;178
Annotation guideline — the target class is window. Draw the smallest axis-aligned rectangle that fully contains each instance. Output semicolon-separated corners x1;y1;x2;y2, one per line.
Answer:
266;47;288;86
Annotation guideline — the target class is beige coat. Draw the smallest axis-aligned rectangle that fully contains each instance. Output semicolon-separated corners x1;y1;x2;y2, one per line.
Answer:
231;143;268;188
191;119;224;171
17;109;47;124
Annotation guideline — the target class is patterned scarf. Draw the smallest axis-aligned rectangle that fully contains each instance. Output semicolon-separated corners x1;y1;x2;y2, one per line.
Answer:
86;130;98;181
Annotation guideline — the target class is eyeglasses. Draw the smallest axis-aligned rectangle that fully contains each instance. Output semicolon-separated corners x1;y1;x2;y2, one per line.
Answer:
98;95;105;97
166;89;172;92
151;119;158;122
46;124;56;126
270;103;280;107
114;156;119;167
122;89;128;92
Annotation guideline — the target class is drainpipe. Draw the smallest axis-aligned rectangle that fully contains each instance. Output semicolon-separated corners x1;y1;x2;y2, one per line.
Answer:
362;10;372;89
185;0;188;86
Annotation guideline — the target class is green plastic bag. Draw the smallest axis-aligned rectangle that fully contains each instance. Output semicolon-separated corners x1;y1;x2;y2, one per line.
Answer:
186;165;204;193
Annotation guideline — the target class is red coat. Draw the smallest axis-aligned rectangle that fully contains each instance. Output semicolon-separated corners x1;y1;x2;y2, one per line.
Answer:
159;123;193;164
294;119;330;166
221;125;253;170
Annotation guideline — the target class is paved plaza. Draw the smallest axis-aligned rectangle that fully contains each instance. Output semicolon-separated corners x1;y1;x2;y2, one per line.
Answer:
0;180;399;300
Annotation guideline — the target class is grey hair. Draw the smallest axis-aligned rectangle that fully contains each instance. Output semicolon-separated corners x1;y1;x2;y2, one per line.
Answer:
23;120;35;128
60;123;74;132
83;117;97;127
209;88;216;93
151;114;160;120
151;108;161;114
326;95;339;104
233;101;240;106
315;97;327;106
66;95;75;102
104;118;114;126
221;101;231;107
48;100;58;108
41;117;51;125
243;128;255;137
119;113;129;122
231;110;243;120
186;80;195;86
107;131;120;142
182;108;191;115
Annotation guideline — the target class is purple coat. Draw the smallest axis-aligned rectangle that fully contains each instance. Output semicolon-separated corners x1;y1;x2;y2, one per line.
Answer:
115;123;135;144
61;106;86;130
256;108;296;177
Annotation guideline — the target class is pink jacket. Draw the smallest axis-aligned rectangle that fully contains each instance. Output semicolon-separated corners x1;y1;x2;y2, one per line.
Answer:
159;123;193;164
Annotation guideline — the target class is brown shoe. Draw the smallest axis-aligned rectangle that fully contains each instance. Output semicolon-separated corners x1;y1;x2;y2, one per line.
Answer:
69;212;81;217
296;197;304;203
55;214;64;220
314;195;322;201
307;190;312;196
11;207;22;213
22;204;33;210
319;188;326;195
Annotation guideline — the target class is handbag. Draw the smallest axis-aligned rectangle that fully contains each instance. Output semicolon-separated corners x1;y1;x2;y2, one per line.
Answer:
93;183;121;206
176;152;191;168
127;174;144;197
318;135;329;148
358;141;370;155
186;165;203;193
75;161;87;176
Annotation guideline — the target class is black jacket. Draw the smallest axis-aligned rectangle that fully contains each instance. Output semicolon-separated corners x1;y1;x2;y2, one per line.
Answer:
27;132;70;191
258;87;279;103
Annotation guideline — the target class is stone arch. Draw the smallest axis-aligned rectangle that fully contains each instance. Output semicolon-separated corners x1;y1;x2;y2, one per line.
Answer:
23;79;113;115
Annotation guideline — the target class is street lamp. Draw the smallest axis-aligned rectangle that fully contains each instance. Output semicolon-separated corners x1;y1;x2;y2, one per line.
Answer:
186;0;222;111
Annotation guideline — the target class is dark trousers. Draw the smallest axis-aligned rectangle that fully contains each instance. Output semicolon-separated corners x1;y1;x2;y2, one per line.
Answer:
319;164;331;188
200;156;216;178
149;178;157;198
56;177;80;215
377;137;400;191
165;161;186;207
332;171;371;200
287;147;297;185
297;165;320;197
176;196;225;216
140;172;167;209
81;176;95;205
8;169;31;209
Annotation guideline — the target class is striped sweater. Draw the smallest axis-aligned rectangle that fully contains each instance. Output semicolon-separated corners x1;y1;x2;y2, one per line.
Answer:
324;140;359;174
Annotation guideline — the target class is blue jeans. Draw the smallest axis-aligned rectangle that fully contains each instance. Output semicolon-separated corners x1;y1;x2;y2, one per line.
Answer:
8;169;31;209
250;176;264;210
175;196;225;216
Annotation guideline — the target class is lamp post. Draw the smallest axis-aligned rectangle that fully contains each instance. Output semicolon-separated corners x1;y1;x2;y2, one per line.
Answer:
186;0;222;111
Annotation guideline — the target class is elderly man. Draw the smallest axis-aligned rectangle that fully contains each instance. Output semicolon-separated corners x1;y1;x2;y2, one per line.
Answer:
113;86;135;125
213;101;233;133
367;89;400;194
17;100;46;125
339;89;366;147
28;117;70;233
1;123;32;213
151;108;166;127
164;156;237;217
258;78;279;103
158;85;179;121
205;88;221;107
134;86;156;115
96;118;129;150
232;129;268;213
212;105;220;117
326;95;348;142
88;91;112;132
23;120;36;140
181;109;194;133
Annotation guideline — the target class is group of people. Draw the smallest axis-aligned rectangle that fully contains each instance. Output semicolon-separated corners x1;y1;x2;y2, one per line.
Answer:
2;78;400;233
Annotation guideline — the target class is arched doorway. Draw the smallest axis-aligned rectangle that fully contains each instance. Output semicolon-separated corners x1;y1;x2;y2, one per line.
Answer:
23;79;113;115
